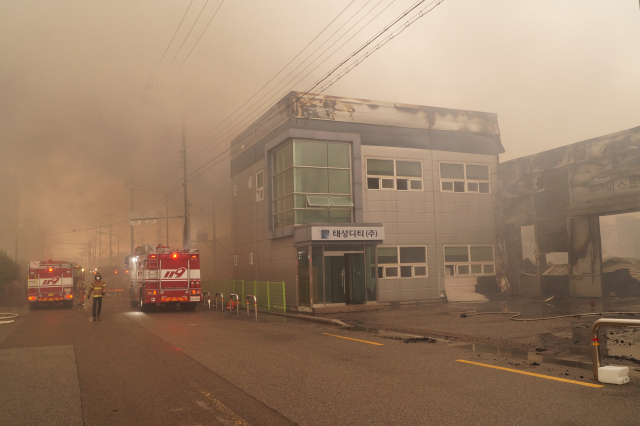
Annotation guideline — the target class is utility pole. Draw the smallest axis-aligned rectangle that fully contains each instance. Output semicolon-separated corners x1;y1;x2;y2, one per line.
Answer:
130;188;134;255
14;230;18;263
109;204;113;268
212;191;217;280
182;119;190;250
98;222;102;267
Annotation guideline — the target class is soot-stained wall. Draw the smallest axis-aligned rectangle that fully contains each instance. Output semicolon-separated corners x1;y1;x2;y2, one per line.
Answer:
500;126;640;297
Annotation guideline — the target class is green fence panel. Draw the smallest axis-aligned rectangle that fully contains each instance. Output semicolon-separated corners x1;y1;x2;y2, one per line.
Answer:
200;279;287;312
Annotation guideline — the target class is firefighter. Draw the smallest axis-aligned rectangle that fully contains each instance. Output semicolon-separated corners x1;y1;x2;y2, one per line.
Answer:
87;272;106;321
77;278;86;305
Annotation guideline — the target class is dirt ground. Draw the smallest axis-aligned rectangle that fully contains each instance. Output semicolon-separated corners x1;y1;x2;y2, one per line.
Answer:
319;295;640;368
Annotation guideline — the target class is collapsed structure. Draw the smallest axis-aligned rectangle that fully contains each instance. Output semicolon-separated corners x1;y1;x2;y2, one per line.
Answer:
500;126;640;297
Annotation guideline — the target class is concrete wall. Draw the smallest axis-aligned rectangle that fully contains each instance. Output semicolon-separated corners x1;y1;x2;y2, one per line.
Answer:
361;145;499;302
230;156;297;309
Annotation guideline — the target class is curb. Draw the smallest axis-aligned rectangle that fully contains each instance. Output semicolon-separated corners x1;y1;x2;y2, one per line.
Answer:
200;305;350;326
267;311;350;327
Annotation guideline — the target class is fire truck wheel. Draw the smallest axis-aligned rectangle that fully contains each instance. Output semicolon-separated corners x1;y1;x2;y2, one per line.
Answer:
140;293;152;313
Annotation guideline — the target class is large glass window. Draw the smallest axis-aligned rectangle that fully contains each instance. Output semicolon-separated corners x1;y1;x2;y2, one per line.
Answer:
272;140;353;229
444;245;495;276
440;162;490;194
366;158;423;191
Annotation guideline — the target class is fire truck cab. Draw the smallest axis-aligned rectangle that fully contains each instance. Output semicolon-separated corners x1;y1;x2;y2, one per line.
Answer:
28;260;75;309
127;245;201;312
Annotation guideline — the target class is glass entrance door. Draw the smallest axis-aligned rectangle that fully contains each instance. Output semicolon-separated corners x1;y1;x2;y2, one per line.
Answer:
324;254;346;304
346;253;366;304
323;252;365;304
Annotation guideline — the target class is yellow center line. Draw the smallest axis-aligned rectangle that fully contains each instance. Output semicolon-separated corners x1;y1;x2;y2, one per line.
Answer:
456;360;604;388
322;333;384;346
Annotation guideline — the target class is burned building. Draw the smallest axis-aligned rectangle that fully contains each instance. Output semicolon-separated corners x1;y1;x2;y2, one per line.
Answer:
229;92;504;311
500;126;640;297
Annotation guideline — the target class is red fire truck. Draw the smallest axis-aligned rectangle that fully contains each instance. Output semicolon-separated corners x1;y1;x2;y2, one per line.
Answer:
28;260;74;309
127;245;201;312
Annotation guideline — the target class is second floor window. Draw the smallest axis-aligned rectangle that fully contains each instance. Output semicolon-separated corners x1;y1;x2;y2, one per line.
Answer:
366;158;423;191
440;162;490;194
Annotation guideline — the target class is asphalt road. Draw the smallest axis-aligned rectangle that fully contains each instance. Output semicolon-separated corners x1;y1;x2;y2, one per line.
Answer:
1;298;639;425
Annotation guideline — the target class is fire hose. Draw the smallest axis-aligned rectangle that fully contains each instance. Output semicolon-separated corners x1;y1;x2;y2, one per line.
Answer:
460;311;640;321
0;313;19;325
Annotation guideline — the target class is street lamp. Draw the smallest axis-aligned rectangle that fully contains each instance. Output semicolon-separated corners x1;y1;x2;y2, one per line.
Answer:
129;187;170;255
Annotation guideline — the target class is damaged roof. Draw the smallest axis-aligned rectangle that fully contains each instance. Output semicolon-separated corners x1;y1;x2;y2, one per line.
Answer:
230;91;504;154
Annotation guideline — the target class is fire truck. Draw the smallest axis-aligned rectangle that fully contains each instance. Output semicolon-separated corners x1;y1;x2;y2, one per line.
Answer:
28;260;75;309
126;245;201;312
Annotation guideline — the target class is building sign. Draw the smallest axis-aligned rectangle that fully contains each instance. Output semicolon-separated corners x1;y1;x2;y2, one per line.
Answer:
311;226;384;241
590;176;640;195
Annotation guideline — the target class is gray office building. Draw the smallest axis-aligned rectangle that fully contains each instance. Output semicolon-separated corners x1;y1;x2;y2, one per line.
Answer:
230;92;504;312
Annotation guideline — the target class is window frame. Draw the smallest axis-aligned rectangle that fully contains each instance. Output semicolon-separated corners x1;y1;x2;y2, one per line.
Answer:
439;161;491;194
366;157;423;192
248;175;253;189
376;245;428;279
271;140;354;229
443;245;495;277
256;170;264;202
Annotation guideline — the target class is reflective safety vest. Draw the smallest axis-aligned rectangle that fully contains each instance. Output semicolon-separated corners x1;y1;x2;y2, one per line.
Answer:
89;281;106;298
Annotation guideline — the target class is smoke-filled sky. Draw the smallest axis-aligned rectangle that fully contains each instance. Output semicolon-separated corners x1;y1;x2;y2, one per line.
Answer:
1;0;639;262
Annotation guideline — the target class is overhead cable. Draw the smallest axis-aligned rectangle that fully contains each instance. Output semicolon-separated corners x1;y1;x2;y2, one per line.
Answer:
187;0;445;180
153;0;196;74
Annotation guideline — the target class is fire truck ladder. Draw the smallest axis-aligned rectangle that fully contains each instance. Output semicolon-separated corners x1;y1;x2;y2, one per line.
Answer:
148;256;160;299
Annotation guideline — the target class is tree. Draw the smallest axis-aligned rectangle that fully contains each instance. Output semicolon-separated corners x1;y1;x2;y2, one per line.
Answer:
0;251;21;305
0;251;19;286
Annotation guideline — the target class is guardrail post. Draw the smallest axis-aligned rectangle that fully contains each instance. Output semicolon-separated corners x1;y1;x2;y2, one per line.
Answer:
591;318;640;381
214;292;223;311
266;281;270;311
282;281;286;313
202;291;211;309
246;295;258;321
229;293;239;315
242;279;245;303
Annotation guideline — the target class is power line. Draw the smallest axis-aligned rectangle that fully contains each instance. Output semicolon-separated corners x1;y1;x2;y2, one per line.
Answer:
164;0;211;73
187;0;375;159
188;0;415;168
187;0;403;166
186;0;357;149
47;220;130;235
153;0;195;74
175;0;225;72
187;0;445;180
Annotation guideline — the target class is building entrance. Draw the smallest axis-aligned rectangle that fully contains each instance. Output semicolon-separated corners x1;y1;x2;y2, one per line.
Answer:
324;252;365;304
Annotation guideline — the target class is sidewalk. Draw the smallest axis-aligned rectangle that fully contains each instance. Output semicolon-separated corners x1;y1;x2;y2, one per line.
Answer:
317;296;640;365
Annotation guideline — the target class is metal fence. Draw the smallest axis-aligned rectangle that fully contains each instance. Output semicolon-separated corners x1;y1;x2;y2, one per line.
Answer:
201;279;286;313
